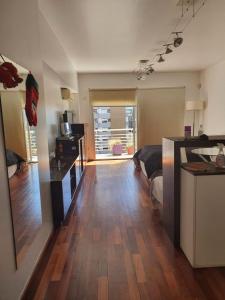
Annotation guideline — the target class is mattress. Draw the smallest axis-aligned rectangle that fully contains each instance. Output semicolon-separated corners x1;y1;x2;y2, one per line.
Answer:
8;164;17;178
151;175;163;204
140;161;163;203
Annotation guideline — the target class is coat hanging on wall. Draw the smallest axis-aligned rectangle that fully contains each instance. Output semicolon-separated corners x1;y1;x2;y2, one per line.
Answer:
0;61;23;89
25;73;39;126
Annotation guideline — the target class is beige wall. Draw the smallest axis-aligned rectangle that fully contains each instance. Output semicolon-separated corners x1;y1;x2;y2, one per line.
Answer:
78;72;200;123
137;88;185;147
78;72;200;157
1;91;27;160
0;1;78;299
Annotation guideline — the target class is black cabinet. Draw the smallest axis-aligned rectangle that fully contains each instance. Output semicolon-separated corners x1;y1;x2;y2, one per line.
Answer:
51;159;76;227
50;136;86;227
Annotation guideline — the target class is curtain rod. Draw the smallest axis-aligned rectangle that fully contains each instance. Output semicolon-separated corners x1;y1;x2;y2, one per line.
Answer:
89;88;137;92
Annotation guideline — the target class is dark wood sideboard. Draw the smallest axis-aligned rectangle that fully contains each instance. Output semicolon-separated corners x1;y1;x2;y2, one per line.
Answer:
50;134;87;227
163;135;225;247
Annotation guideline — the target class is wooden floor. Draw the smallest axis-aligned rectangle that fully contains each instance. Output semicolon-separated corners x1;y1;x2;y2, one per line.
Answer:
30;160;225;300
10;163;42;265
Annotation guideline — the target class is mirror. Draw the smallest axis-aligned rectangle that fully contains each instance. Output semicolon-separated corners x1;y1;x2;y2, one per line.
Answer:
0;56;42;267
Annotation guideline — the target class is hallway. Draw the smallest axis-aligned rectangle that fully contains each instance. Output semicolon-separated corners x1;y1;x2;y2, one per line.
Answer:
30;160;225;300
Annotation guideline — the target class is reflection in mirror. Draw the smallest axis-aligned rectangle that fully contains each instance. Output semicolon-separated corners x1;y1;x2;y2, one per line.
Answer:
0;56;42;267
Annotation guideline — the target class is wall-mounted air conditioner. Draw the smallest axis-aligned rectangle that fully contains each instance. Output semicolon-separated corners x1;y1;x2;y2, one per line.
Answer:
61;87;71;100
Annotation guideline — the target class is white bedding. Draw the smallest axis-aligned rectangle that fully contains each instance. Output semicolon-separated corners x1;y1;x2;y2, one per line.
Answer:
8;164;17;178
151;176;163;204
139;147;190;204
139;160;163;203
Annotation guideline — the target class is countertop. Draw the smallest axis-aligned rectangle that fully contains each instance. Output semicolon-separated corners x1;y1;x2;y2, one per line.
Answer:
50;156;77;181
181;162;225;176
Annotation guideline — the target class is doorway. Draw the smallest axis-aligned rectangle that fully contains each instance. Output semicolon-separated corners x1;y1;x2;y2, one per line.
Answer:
93;106;136;159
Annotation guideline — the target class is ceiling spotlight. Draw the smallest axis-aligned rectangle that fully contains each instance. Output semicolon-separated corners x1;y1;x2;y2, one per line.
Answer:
157;54;165;63
137;75;142;80
136;72;146;81
139;59;149;65
145;64;155;75
163;44;173;54
172;32;183;48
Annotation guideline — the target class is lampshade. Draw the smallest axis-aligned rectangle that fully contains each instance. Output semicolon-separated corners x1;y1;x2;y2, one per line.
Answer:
185;100;204;111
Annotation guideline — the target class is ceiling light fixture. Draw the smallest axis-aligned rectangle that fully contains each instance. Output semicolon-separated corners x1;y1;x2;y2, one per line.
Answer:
163;44;173;54
139;59;149;65
136;72;146;81
145;64;155;75
135;0;207;80
157;54;165;63
172;32;184;48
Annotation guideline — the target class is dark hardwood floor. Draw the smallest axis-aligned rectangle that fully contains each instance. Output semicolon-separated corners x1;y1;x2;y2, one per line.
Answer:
30;160;225;300
9;163;42;264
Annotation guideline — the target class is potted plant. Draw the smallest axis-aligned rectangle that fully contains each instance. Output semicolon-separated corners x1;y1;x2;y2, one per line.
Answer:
127;143;134;155
109;139;123;155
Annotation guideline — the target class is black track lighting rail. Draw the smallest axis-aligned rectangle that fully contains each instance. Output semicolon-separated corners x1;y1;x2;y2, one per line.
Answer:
135;0;207;80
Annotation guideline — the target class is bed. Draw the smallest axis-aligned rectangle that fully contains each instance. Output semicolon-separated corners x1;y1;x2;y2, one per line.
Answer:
133;145;205;205
6;149;25;178
133;145;163;204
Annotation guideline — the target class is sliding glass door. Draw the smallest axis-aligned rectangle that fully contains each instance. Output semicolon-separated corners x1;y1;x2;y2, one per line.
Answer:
93;106;136;159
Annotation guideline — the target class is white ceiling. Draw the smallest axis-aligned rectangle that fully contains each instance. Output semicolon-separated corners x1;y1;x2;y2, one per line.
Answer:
39;0;225;73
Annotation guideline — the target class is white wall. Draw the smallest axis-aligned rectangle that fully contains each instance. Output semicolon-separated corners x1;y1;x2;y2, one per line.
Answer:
42;62;66;154
0;1;78;299
39;12;78;92
200;60;225;135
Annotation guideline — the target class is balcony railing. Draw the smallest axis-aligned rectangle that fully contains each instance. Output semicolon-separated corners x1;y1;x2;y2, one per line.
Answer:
94;128;134;155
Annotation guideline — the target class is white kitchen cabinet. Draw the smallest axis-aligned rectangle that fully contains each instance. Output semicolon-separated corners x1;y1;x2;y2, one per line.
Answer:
181;168;225;267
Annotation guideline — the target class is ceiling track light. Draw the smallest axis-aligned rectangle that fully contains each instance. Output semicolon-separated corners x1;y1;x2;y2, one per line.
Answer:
135;0;207;80
136;72;146;81
139;59;149;65
145;64;155;75
157;54;165;63
163;44;173;54
136;74;142;80
136;59;150;79
172;32;184;48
